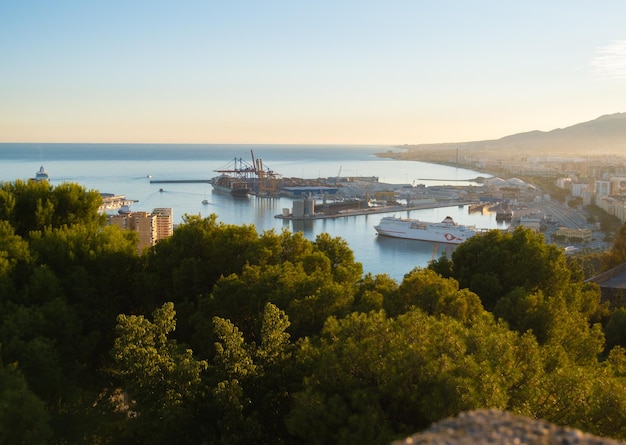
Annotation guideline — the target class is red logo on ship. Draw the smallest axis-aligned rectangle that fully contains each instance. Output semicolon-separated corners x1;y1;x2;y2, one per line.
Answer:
444;233;462;241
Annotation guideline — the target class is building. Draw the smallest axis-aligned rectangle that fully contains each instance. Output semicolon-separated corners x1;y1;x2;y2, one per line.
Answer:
280;186;339;198
152;208;174;240
554;227;593;243
108;207;173;252
596;180;611;197
517;216;542;232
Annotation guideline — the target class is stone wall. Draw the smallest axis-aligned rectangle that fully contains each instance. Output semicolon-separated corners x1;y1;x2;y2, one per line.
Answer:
392;410;625;445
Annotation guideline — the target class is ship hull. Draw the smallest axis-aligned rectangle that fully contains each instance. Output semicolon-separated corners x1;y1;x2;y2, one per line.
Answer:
211;175;249;197
374;216;477;244
496;211;513;222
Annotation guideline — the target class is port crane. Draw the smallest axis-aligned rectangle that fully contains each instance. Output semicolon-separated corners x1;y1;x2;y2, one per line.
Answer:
212;151;281;196
249;150;281;196
214;157;256;179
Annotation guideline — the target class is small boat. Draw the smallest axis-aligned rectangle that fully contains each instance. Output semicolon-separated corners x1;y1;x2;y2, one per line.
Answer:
35;166;49;181
374;216;478;244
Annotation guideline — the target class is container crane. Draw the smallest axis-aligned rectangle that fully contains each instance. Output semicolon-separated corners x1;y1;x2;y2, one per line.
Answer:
250;149;281;196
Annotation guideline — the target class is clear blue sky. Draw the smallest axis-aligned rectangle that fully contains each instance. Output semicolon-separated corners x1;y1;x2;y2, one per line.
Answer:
1;1;625;144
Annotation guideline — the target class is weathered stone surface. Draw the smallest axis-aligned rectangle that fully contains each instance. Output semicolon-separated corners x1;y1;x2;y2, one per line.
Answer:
392;410;625;445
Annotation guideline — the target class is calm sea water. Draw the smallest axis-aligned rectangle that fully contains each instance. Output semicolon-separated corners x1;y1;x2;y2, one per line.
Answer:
0;143;509;280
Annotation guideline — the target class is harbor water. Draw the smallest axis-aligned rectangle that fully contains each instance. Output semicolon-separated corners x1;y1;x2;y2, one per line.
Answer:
0;143;510;281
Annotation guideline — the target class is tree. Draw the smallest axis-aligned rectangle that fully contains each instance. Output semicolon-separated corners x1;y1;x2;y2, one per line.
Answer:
601;222;626;271
385;268;486;324
313;232;363;284
448;227;571;311
0;220;31;296
0;356;52;444
286;308;544;445
0;180;103;237
190;229;362;350
208;302;297;444
353;273;397;313
605;308;626;351
28;223;140;362
193;258;355;351
138;214;261;308
0;220;30;275
427;253;453;278
0;181;138;443
111;302;208;443
49;182;104;228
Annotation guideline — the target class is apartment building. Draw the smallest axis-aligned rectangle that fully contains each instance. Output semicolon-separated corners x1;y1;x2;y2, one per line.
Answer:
152;208;174;241
108;207;173;252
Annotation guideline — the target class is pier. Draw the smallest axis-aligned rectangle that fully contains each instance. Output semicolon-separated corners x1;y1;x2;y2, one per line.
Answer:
468;202;498;213
150;179;211;184
276;200;474;221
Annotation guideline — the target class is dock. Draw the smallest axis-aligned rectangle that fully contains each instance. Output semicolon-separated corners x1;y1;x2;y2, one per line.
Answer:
150;179;211;184
468;202;498;213
276;200;474;221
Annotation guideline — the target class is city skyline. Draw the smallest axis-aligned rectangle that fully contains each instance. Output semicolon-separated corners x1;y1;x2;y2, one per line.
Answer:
1;1;625;145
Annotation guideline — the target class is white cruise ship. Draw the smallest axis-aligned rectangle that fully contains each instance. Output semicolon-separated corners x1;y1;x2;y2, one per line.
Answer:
374;216;478;244
35;166;49;181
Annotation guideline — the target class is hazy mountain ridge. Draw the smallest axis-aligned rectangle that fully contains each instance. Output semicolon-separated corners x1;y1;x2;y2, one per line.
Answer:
402;112;626;155
493;112;626;153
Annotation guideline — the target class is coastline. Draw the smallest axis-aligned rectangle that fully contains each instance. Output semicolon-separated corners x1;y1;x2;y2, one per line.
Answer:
375;147;496;180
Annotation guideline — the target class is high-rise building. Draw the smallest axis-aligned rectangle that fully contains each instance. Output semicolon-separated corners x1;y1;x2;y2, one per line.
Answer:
152;208;174;241
108;208;173;252
132;211;157;252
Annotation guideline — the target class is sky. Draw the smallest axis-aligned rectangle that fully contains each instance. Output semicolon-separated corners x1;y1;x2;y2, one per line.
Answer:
1;1;625;145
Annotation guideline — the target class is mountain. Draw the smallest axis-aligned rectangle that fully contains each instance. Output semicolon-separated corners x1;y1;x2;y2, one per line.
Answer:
490;112;626;154
398;113;626;156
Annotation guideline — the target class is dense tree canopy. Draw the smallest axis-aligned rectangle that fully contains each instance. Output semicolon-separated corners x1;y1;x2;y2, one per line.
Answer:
602;222;626;271
441;227;571;311
3;180;626;443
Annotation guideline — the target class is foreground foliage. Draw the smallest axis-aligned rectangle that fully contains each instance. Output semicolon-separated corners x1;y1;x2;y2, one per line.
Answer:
2;180;626;443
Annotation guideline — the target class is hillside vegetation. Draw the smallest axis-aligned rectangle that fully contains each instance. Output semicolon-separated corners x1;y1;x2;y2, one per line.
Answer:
3;180;626;444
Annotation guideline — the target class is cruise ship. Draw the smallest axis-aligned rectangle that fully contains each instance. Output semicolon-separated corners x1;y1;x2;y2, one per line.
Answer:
34;166;49;181
374;216;478;244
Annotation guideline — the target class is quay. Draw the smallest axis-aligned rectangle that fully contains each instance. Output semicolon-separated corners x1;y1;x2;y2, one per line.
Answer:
276;200;474;221
150;179;211;184
468;202;498;213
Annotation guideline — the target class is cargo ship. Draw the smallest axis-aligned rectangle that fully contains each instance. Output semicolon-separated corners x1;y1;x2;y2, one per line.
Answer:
211;174;250;197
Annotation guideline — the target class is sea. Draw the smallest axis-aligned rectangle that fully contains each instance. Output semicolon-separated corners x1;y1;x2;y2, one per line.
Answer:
0;143;510;281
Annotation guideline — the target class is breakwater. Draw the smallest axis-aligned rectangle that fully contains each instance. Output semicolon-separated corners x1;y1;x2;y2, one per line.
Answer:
150;179;211;183
276;200;474;220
